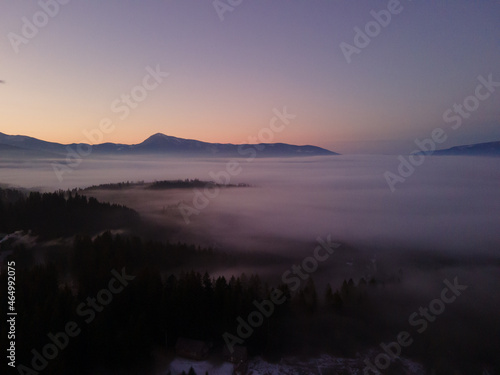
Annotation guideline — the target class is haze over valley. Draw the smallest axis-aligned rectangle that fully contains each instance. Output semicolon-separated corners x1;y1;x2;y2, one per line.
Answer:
1;1;500;374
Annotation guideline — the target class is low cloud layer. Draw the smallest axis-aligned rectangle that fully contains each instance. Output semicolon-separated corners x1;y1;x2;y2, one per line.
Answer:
2;155;499;258
2;154;500;327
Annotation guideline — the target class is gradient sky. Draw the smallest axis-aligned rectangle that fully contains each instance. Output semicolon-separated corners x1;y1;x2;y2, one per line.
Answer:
1;0;500;154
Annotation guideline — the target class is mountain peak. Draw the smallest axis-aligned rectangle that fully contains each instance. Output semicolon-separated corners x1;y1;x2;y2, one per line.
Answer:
144;133;171;141
137;133;191;150
149;132;168;138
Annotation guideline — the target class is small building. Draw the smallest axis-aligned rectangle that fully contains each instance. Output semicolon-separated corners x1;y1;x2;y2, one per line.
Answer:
222;345;248;375
233;360;248;375
175;338;210;360
222;345;248;364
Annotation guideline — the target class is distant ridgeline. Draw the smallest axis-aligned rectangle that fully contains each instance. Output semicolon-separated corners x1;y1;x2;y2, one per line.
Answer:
0;132;339;157
0;187;140;238
81;179;250;191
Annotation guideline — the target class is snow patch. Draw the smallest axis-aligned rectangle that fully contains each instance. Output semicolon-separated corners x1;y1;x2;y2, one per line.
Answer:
163;358;234;375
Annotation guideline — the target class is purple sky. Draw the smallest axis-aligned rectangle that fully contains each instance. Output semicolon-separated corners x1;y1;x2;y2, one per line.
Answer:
1;0;499;153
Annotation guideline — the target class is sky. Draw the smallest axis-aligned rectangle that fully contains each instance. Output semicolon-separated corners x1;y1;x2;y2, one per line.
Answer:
1;0;500;154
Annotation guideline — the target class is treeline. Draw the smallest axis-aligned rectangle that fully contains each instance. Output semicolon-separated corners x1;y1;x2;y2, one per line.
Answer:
0;232;381;374
0;188;140;238
148;179;249;190
81;181;145;191
0;187;498;374
79;179;250;192
1;232;498;374
0;188;25;204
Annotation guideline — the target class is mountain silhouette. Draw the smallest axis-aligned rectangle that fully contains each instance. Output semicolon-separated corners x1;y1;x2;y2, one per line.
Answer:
0;132;339;157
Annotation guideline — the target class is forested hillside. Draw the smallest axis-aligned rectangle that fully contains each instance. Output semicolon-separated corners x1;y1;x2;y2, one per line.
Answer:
0;189;140;238
0;188;498;375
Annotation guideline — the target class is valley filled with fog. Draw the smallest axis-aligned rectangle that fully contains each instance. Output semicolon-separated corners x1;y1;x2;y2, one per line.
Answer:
2;154;500;285
2;154;499;255
2;154;500;373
